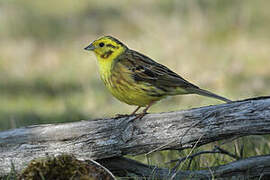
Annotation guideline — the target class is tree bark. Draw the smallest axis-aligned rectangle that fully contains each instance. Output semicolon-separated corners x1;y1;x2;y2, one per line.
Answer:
0;96;270;178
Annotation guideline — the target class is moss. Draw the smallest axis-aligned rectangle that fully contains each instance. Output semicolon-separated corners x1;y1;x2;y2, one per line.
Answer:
19;154;114;180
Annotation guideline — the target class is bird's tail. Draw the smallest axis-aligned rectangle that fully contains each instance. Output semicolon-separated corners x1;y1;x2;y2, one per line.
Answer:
188;88;232;103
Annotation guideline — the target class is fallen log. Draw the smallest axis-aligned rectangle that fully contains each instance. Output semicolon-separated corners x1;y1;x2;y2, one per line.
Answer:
1;96;270;178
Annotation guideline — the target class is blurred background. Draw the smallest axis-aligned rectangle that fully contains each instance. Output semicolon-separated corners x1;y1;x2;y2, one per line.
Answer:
1;0;270;171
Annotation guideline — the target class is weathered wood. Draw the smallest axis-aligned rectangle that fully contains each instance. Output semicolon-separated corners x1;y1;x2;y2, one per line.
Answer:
98;155;270;179
0;96;270;176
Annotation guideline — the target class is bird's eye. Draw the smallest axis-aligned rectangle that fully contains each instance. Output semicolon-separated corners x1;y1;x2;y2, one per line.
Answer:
99;42;104;47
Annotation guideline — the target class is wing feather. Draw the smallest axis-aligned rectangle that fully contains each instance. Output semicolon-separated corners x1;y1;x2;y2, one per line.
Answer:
115;49;199;90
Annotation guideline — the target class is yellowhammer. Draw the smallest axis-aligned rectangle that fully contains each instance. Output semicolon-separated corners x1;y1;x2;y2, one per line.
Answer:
84;36;231;119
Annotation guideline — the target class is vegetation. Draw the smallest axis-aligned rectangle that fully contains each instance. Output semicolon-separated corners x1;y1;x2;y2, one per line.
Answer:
1;0;270;176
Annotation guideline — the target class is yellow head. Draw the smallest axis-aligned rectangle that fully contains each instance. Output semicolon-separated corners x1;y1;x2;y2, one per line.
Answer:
84;36;127;80
84;36;127;61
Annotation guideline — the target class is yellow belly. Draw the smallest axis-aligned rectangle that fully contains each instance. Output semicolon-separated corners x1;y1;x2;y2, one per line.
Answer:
97;56;164;106
101;73;164;107
106;79;163;107
109;86;162;107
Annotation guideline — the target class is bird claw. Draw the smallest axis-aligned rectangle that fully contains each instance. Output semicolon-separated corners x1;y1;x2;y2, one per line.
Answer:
132;112;148;121
115;114;130;119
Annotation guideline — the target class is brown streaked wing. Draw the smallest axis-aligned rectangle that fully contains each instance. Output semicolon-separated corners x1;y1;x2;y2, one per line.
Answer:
115;49;199;90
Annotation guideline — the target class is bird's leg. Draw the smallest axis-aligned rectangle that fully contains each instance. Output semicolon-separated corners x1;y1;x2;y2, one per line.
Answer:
133;101;154;120
130;106;141;116
115;106;141;118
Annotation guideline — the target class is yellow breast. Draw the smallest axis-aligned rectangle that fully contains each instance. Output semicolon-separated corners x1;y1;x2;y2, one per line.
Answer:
98;60;163;106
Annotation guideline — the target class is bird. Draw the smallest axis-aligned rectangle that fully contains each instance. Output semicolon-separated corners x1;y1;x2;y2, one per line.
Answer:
84;35;231;119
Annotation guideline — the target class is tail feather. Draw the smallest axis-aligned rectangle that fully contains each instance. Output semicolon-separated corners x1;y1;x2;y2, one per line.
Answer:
188;88;232;103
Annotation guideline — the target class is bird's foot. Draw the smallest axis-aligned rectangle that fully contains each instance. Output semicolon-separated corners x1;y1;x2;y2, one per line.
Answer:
115;114;130;119
131;112;148;121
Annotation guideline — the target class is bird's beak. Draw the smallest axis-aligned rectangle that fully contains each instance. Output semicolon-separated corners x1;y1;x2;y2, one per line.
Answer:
84;43;95;51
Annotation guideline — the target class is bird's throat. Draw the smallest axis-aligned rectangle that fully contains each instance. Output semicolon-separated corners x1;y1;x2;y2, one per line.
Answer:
96;48;125;81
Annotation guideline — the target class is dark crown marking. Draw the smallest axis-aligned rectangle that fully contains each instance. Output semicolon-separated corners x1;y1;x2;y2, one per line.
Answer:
105;36;126;48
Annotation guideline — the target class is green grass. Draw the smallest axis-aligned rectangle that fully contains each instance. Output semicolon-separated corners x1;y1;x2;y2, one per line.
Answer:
1;0;270;177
